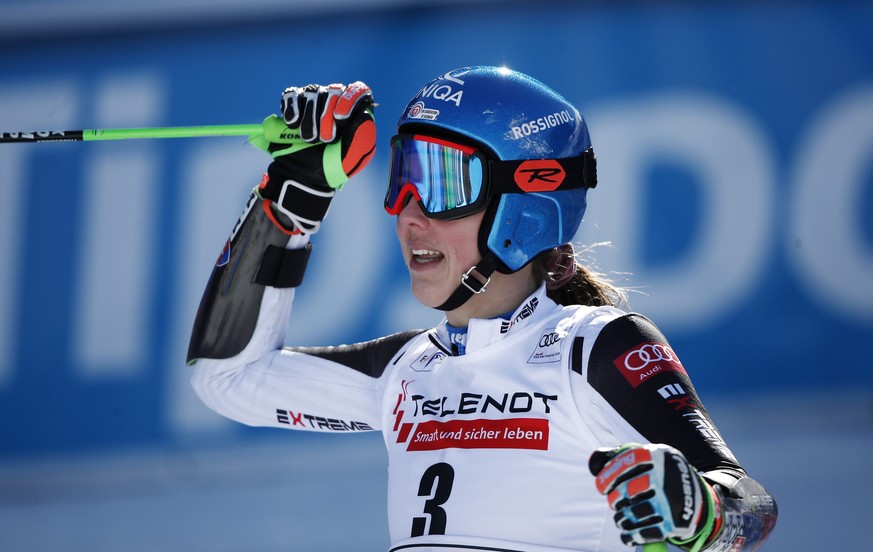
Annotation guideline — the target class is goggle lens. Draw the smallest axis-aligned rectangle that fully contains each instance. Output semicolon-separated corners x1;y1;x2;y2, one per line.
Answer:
385;135;486;219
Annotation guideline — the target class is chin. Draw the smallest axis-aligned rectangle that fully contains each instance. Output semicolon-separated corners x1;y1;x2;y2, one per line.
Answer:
411;283;450;310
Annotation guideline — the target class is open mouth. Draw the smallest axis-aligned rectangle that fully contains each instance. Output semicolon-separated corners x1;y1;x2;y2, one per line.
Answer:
411;248;444;264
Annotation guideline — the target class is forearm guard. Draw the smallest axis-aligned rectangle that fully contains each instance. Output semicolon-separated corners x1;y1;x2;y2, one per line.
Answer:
186;187;311;364
701;472;778;551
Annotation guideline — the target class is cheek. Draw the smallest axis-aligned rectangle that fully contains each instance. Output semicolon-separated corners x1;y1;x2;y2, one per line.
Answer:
395;222;410;263
454;236;480;266
449;215;485;265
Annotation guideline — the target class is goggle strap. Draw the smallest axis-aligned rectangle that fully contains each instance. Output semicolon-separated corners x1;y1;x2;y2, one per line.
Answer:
489;148;597;194
583;147;598;189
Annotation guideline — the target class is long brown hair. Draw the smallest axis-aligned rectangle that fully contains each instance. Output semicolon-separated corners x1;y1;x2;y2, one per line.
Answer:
532;245;626;308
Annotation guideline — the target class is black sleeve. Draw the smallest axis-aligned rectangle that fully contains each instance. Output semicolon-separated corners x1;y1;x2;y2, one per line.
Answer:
583;312;743;476
187;188;300;364
286;329;427;378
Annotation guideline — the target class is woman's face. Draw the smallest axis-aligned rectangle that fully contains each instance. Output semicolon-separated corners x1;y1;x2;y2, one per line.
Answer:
395;199;540;326
395;200;485;311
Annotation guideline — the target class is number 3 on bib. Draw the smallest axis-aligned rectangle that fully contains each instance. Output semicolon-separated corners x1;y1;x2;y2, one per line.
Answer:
411;462;455;537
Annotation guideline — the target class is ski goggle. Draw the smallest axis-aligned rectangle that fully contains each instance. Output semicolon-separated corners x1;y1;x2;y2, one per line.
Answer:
384;134;490;220
384;133;597;220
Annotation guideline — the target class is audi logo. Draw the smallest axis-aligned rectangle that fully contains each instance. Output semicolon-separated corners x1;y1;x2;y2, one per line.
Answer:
539;332;560;347
623;343;677;371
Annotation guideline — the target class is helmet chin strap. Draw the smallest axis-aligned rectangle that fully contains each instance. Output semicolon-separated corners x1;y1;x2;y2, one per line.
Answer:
434;252;501;312
434;198;507;312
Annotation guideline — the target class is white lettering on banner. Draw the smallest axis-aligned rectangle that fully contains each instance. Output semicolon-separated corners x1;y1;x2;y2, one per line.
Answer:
74;74;163;377
581;93;775;329
0;148;23;389
0;82;79;389
789;86;873;321
74;149;156;377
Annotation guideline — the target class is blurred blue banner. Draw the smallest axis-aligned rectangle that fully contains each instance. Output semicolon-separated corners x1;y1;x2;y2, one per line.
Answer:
0;0;871;457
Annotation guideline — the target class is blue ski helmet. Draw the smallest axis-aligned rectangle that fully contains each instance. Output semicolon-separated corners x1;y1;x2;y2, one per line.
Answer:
393;66;597;275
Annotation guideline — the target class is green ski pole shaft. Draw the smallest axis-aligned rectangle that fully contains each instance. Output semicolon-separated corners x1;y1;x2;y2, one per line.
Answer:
0;123;264;143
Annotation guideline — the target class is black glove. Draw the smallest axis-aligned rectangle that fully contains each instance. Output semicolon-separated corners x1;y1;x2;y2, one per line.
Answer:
589;443;719;550
251;81;375;234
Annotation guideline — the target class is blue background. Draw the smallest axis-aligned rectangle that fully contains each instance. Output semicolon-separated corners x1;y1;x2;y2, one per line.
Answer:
0;1;871;550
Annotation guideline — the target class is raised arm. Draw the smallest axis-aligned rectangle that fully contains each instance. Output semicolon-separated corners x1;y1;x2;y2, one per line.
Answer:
186;82;385;432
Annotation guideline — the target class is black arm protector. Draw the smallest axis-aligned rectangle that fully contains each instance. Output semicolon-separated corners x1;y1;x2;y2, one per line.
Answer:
699;471;778;551
186;188;310;363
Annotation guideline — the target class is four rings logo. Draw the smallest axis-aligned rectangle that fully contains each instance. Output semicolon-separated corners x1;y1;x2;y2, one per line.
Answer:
623;343;677;371
613;341;687;388
528;327;563;364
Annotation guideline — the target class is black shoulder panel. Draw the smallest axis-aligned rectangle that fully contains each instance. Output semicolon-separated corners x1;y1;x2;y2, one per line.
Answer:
287;329;427;378
584;313;743;473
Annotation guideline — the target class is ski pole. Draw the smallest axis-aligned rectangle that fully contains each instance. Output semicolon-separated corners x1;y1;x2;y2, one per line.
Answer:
0;123;264;143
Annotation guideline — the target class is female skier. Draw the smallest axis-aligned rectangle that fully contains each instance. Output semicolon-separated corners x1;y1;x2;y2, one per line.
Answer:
187;66;777;551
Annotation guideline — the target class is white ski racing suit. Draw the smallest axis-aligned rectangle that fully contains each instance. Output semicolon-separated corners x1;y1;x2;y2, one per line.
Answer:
190;230;776;552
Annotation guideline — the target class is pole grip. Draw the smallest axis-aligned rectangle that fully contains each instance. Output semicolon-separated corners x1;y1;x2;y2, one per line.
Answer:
0;130;84;143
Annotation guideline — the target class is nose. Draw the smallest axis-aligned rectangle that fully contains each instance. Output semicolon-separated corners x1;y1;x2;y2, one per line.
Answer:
397;197;429;229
